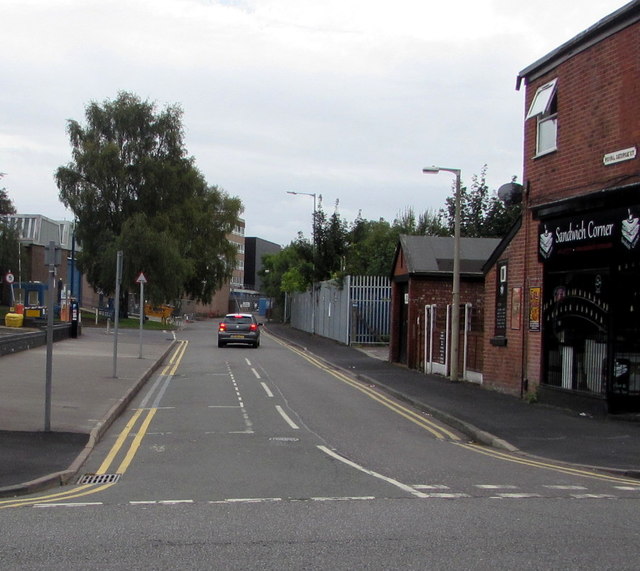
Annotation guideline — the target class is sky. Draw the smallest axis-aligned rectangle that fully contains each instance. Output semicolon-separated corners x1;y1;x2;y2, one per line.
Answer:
1;0;632;246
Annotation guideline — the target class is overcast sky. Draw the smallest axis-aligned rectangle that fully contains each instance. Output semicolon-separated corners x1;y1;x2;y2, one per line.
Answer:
2;0;631;246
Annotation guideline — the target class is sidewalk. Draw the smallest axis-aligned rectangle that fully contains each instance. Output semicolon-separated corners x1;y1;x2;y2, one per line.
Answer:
0;326;176;496
264;323;640;478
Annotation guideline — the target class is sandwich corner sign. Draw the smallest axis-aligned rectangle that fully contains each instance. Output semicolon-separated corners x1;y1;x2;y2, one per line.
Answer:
539;207;640;262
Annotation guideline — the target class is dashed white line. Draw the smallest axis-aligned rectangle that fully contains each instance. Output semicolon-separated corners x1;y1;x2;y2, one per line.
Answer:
476;485;519;489
317;445;428;498
261;382;274;398
251;368;261;379
34;503;103;508
276;405;299;429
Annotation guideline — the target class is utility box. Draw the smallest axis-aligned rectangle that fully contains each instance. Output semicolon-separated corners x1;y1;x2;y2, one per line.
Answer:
4;313;24;328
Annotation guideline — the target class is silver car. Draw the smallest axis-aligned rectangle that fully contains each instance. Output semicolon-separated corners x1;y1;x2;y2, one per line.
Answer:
217;313;261;348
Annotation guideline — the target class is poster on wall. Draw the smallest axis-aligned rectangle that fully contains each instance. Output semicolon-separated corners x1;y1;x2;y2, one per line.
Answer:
529;286;541;332
511;287;522;330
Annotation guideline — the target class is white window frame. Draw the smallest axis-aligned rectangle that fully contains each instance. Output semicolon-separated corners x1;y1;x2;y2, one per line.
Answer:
526;78;558;157
526;78;557;120
536;113;558;156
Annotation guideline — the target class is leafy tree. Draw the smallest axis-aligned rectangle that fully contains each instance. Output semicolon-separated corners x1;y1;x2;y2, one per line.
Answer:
0;174;16;216
392;207;449;237
312;198;348;282
441;165;520;238
56;92;242;309
0;175;21;291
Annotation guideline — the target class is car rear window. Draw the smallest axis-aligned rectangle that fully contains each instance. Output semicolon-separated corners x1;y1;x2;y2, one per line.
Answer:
225;315;253;324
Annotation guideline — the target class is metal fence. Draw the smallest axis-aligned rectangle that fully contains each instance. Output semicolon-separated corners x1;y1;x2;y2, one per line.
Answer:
290;275;390;346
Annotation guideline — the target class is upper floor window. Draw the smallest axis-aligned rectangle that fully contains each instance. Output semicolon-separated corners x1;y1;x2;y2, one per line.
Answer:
526;78;558;157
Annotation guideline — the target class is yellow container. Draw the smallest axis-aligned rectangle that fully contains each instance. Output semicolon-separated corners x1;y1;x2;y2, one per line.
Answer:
5;313;24;328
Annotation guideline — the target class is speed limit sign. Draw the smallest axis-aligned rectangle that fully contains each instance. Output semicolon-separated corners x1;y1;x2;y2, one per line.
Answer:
5;272;14;284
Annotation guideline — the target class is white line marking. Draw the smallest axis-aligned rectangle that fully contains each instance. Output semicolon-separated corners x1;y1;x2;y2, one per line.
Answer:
276;405;299;429
493;493;541;499
317;445;428;498
543;485;588;490
222;498;283;504
614;486;640;491
476;485;519;489
158;500;194;505
245;358;252;366
130;501;157;505
34;503;103;508
311;496;375;502
261;382;274;398
414;484;451;490
571;494;616;499
251;368;261;379
426;493;470;499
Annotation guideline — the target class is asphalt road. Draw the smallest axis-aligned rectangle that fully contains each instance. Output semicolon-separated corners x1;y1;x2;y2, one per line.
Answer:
2;321;640;569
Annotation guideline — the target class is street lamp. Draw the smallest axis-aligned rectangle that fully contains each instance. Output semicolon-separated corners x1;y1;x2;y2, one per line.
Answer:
423;166;462;382
286;191;317;242
286;191;318;334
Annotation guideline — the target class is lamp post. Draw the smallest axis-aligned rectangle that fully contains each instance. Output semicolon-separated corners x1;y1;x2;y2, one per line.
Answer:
423;166;462;381
286;191;318;334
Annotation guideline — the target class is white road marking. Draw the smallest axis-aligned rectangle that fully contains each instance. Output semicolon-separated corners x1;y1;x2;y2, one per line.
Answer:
317;445;428;498
544;485;588;490
476;485;519;489
251;368;261;379
245;358;252;366
276;405;299;429
261;382;274;398
571;494;616;499
414;484;451;490
311;496;375;502
34;503;103;508
493;493;542;499
425;493;470;499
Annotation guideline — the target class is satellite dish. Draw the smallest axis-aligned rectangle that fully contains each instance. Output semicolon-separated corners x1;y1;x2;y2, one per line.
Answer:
498;182;524;206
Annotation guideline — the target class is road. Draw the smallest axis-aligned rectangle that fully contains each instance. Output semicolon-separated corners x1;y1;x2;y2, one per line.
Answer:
1;321;639;569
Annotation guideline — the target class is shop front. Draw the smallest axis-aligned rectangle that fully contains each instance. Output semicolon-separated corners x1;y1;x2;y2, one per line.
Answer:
537;198;640;413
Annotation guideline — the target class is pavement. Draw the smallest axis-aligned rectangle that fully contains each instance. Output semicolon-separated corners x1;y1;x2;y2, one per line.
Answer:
1;320;640;498
0;325;177;497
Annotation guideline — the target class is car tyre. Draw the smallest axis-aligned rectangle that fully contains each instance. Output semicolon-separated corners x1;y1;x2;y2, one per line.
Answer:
218;340;225;348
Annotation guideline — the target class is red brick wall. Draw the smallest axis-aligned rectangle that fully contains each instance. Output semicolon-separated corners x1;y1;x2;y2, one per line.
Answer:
524;23;640;205
406;277;486;372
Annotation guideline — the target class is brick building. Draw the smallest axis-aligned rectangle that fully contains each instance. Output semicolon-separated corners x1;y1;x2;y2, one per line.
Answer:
483;2;640;413
390;235;499;382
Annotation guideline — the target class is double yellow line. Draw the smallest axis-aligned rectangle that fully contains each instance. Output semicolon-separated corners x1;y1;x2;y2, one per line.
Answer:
277;338;460;442
0;341;188;510
457;442;640;485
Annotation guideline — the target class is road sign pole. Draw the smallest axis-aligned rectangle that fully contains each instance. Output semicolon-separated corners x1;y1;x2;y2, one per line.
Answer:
112;251;123;378
139;280;144;359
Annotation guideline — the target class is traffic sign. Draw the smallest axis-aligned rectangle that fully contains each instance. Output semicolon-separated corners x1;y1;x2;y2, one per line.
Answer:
136;272;147;284
5;272;14;284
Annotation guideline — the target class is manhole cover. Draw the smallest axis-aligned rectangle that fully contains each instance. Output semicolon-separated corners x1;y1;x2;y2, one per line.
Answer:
77;473;121;485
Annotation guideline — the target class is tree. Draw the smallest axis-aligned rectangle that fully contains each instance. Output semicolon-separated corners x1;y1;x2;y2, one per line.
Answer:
441;165;520;238
0;175;20;293
56;92;242;309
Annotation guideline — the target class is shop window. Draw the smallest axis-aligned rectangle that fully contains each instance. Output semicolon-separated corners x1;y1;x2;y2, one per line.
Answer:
526;78;558;157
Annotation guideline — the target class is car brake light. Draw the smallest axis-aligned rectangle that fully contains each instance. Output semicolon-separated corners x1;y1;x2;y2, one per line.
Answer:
249;323;258;332
219;323;227;331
